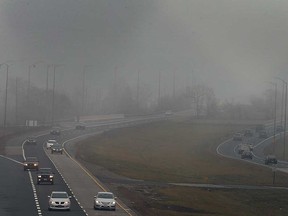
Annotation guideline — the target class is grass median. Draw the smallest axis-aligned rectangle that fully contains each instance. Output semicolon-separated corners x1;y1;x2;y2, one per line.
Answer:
76;119;288;215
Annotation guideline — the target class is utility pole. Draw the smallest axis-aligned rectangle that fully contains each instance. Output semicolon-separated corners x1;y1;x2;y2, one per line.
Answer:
45;65;51;125
81;65;93;116
51;65;56;126
276;77;287;160
158;71;161;106
51;64;63;125
284;82;287;160
15;77;18;125
270;82;277;154
137;70;140;109
3;64;9;127
173;71;176;100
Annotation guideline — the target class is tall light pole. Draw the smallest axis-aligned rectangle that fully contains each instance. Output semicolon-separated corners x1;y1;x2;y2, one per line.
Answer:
15;77;18;125
269;82;277;154
137;70;140;110
81;65;93;116
173;71;176;100
276;77;287;159
51;64;63;125
0;63;9;127
158;71;161;107
45;65;51;124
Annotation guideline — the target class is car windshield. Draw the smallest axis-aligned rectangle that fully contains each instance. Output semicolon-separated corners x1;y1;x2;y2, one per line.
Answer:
26;157;38;162
52;144;62;148
51;192;68;198
39;168;52;173
98;193;114;199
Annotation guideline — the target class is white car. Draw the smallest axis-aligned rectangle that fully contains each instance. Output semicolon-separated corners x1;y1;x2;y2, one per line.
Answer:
46;139;57;149
94;192;116;211
48;191;71;211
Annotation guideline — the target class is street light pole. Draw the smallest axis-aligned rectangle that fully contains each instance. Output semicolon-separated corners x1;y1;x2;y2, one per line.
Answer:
81;65;93;116
269;82;277;154
1;63;9;127
276;77;287;160
45;65;51;125
52;65;56;126
51;64;63;125
284;82;287;160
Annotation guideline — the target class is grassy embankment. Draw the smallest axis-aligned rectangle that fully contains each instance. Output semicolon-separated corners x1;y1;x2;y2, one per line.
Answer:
76;119;288;216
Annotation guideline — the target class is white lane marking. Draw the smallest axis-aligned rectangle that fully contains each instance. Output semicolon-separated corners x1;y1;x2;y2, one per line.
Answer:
42;142;88;216
28;171;42;216
0;154;23;165
62;134;133;216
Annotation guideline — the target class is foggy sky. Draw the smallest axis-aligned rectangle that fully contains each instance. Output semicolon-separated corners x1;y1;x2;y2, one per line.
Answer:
0;0;288;103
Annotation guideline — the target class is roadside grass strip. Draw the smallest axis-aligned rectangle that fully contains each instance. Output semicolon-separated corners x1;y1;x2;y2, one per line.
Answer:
62;134;134;216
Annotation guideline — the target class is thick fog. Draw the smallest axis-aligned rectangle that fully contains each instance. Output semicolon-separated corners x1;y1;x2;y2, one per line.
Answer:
0;0;287;122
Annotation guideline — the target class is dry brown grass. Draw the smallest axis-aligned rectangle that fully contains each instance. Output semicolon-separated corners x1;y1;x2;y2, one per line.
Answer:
76;119;288;215
77;120;288;185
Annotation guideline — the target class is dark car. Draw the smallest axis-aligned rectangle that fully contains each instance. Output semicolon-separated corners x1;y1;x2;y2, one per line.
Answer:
265;155;278;165
26;137;37;145
51;144;63;154
24;157;39;171
75;123;86;130
37;168;54;184
259;130;268;139
241;150;253;159
50;127;61;135
244;129;253;137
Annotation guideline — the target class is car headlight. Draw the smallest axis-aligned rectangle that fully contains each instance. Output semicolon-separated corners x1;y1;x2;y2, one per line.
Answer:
96;200;101;204
51;201;56;204
111;201;116;205
37;175;41;178
24;163;28;166
34;163;37;166
49;175;53;178
64;201;70;204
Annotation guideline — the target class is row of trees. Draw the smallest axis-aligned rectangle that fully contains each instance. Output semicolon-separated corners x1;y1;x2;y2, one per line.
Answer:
0;74;279;126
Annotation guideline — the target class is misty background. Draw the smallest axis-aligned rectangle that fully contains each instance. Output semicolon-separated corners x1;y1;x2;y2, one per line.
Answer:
0;0;287;125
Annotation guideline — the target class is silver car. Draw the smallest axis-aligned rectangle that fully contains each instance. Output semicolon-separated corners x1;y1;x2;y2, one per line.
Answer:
46;139;57;149
94;192;116;211
48;191;71;211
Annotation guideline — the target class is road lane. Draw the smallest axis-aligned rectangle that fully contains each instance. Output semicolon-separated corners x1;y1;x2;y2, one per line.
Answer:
1;117;162;216
0;156;37;216
44;135;135;216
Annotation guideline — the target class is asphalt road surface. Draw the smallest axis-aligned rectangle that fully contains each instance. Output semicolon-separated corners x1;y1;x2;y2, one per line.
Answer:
217;124;288;169
1;118;149;216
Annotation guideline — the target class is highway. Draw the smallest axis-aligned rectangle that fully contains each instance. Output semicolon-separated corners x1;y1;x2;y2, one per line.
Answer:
0;116;168;216
217;124;288;169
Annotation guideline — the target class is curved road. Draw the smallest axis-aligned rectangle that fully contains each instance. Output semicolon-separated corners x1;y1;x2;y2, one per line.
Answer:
217;124;288;169
0;117;163;216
